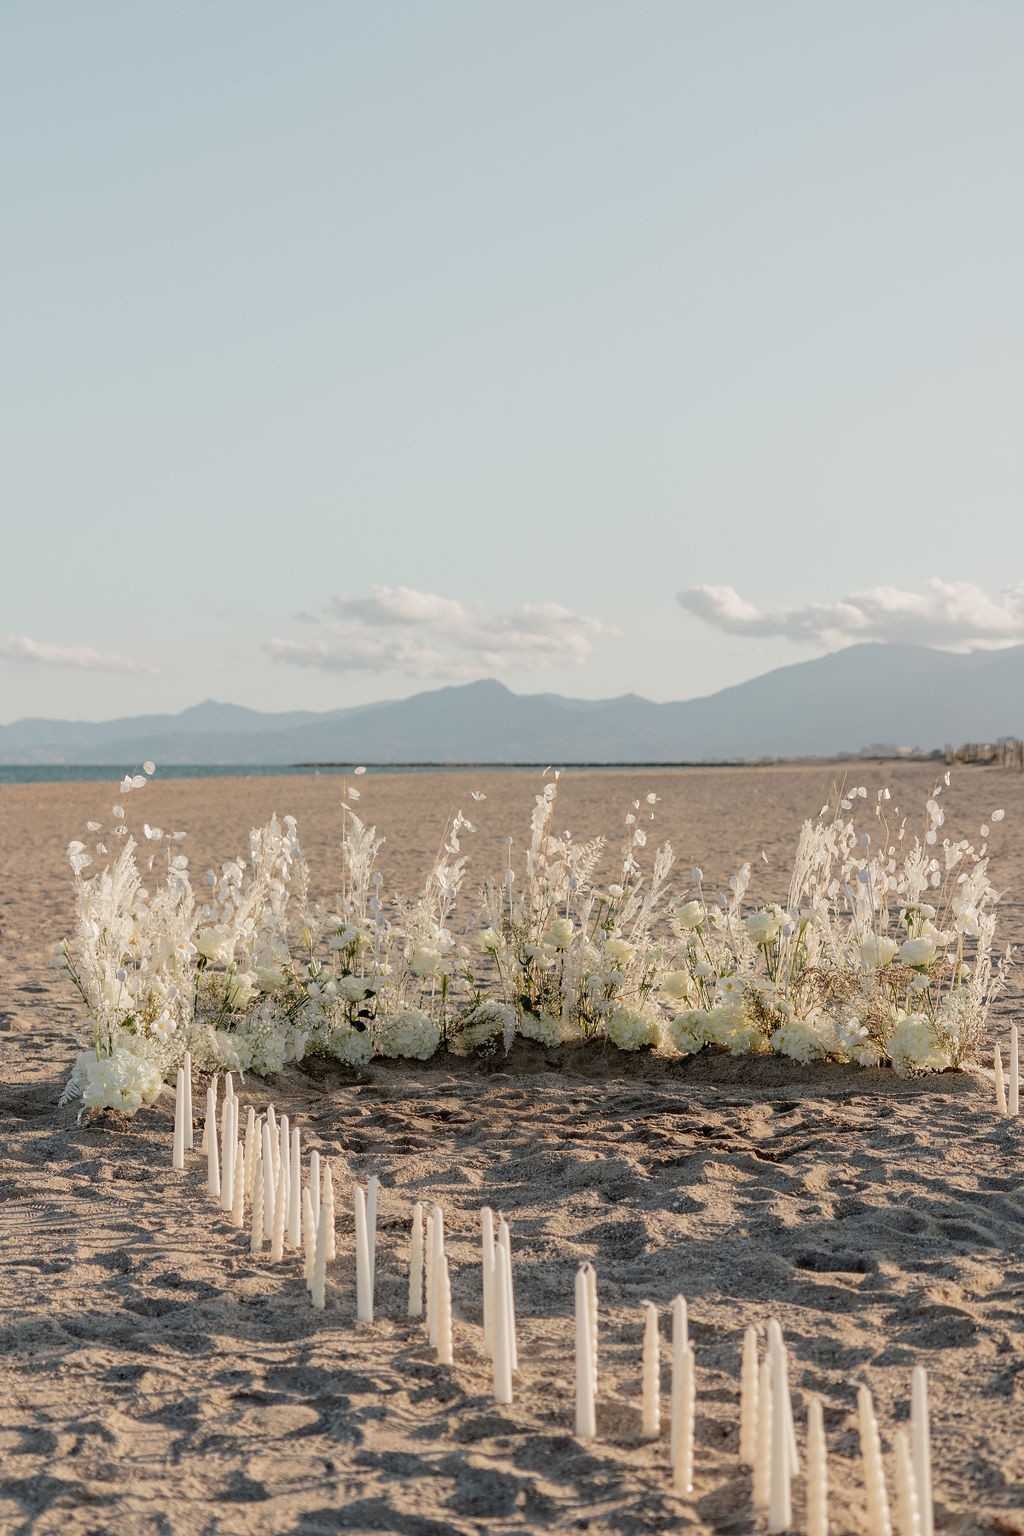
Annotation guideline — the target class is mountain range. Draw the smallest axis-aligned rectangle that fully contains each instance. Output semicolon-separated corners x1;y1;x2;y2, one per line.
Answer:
2;643;1022;765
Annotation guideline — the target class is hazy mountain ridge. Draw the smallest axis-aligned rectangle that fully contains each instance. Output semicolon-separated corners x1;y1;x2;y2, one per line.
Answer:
2;644;1022;764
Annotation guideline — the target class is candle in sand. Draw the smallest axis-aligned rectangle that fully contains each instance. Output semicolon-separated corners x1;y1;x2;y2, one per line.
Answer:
408;1202;424;1318
288;1126;301;1250
740;1325;759;1467
911;1366;933;1536
806;1394;828;1536
183;1051;193;1150
354;1184;373;1322
671;1341;695;1496
641;1301;660;1439
311;1200;328;1310
574;1265;595;1438
481;1206;496;1356
858;1383;892;1536
172;1067;186;1170
1011;1025;1020;1116
206;1085;220;1197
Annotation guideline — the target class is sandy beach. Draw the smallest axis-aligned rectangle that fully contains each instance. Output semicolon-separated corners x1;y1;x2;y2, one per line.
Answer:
3;763;1024;1535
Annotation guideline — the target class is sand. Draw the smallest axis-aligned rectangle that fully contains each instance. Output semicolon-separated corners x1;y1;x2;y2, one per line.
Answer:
2;763;1024;1535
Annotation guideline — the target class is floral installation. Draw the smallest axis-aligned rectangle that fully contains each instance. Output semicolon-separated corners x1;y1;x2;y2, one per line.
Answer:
59;765;1011;1113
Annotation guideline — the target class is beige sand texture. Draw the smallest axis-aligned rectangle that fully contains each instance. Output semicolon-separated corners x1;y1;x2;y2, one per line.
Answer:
2;764;1024;1535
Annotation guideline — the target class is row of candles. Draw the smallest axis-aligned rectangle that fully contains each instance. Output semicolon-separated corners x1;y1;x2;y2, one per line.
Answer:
994;1025;1020;1115
171;1064;935;1533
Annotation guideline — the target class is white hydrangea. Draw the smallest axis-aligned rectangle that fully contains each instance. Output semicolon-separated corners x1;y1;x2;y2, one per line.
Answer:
325;1024;374;1067
76;1045;165;1113
770;1017;827;1064
888;1014;950;1077
447;1002;516;1057
704;1001;763;1056
517;1011;582;1048
665;1009;709;1056
604;1004;661;1051
375;1008;441;1060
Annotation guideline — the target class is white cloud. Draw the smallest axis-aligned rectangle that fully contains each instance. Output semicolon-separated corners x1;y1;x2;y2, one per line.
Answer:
0;635;159;675
268;586;614;680
678;580;1024;650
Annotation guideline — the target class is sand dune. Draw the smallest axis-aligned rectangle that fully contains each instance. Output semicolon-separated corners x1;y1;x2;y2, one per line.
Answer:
2;765;1023;1534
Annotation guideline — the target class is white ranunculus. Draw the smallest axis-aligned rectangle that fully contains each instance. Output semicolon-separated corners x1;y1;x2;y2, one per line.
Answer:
859;936;898;969
674;900;704;931
409;946;441;977
476;927;501;953
542;917;574;950
899;936;940;969
744;908;784;946
603;937;635;967
196;926;235;964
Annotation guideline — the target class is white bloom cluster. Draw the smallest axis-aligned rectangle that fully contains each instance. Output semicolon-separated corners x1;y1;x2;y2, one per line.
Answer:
375;1009;441;1060
58;767;1006;1113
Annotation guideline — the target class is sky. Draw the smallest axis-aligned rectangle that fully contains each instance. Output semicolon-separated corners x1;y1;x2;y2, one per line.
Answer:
2;1;1023;724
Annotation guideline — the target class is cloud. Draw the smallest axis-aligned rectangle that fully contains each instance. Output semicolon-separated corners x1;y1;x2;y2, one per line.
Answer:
678;580;1024;651
268;586;614;680
0;635;159;675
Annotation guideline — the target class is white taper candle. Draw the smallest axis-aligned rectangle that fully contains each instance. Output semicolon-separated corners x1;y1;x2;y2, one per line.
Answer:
288;1126;301;1250
183;1051;193;1149
309;1150;321;1227
492;1240;513;1405
354;1184;373;1323
740;1325;759;1466
206;1085;220;1197
409;1202;424;1318
323;1162;336;1262
172;1067;186;1170
302;1186;315;1284
311;1199;328;1310
220;1095;237;1213
671;1343;695;1495
574;1265;596;1437
858;1383;893;1536
768;1334;792;1532
807;1394;828;1536
244;1107;257;1201
754;1355;772;1514
270;1159;287;1262
250;1155;264;1254
641;1301;660;1439
893;1427;921;1536
429;1205;445;1348
261;1121;276;1235
231;1141;245;1228
910;1366;933;1536
497;1218;518;1372
481;1206;496;1356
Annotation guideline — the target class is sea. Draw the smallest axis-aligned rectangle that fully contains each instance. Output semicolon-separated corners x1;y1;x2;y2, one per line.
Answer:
0;762;712;786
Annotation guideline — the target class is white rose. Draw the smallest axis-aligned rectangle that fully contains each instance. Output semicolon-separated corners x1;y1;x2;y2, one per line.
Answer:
226;972;258;1011
660;969;694;1001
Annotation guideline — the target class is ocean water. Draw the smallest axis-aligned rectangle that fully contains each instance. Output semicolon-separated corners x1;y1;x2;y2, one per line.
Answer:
0;762;699;786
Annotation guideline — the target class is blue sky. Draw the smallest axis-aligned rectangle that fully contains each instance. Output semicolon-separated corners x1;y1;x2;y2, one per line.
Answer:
2;2;1023;722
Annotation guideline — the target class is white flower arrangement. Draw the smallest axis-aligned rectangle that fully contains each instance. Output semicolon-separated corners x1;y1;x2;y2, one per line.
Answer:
58;765;1010;1114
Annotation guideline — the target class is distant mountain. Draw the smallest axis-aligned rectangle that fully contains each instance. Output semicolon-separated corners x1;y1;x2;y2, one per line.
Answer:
2;643;1023;764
